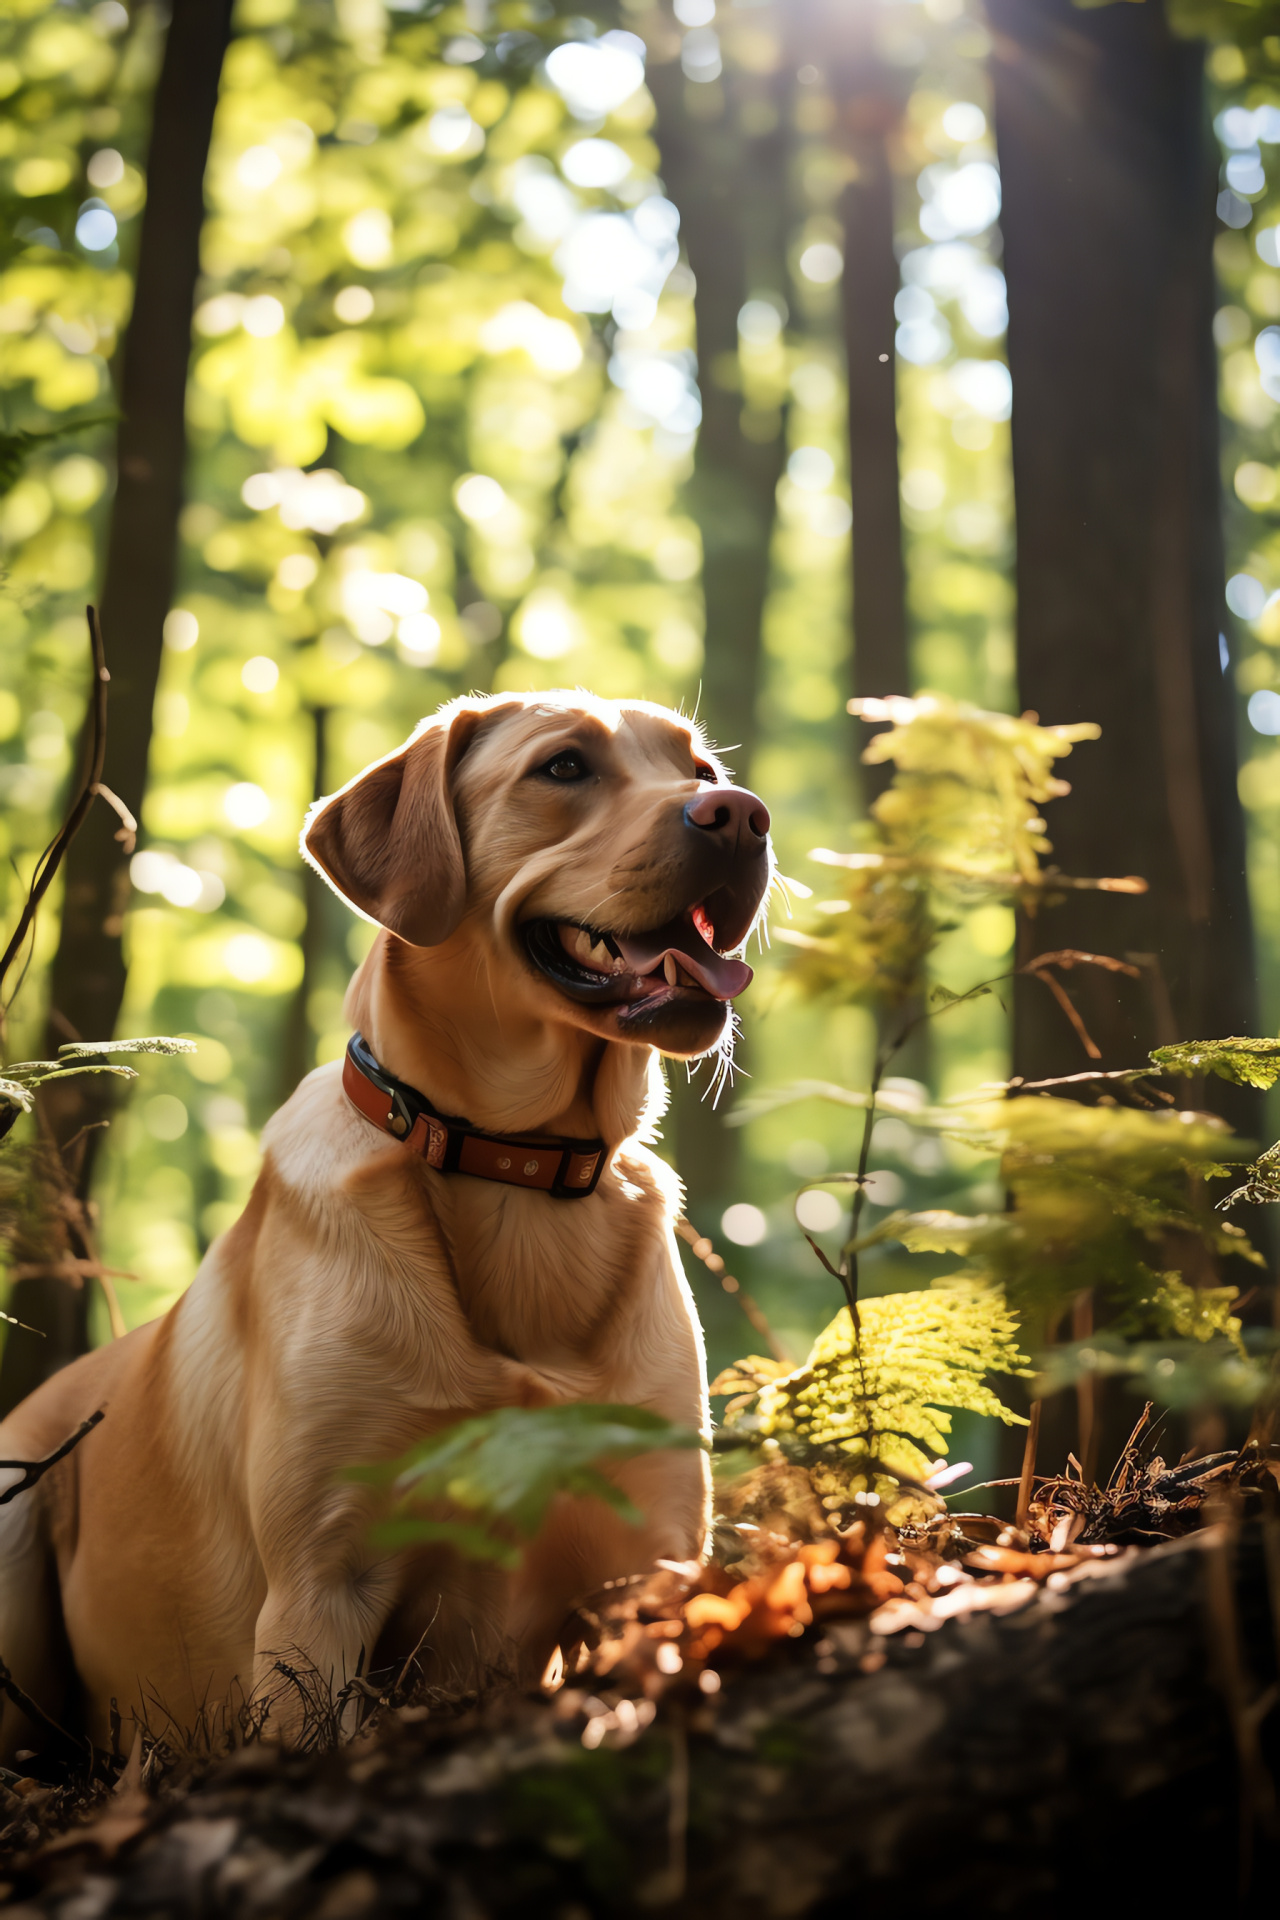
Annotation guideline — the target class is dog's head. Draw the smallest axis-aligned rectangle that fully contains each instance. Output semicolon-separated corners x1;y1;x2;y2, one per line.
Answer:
302;691;772;1060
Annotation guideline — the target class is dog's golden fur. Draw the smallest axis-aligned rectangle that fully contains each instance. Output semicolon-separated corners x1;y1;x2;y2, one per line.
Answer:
0;692;771;1751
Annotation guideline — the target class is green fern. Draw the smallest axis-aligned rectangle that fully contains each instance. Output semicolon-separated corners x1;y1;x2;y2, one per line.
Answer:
776;693;1116;1009
0;1038;197;1139
1149;1036;1280;1091
718;1289;1030;1491
1217;1140;1280;1209
349;1403;704;1569
886;1096;1260;1342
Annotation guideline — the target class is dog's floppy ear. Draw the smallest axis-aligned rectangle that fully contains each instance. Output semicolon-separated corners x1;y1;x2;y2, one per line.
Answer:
302;708;483;946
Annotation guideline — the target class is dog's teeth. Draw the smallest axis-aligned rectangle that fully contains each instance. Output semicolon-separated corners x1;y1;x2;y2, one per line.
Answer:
664;954;678;988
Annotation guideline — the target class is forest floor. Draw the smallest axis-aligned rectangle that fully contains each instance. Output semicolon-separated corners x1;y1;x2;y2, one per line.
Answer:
3;1439;1279;1920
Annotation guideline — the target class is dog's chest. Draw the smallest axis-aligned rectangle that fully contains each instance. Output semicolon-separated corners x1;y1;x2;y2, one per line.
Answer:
438;1179;654;1374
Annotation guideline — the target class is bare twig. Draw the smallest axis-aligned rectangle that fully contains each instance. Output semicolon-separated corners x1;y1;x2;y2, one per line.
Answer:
1027;967;1101;1060
803;1232;845;1283
1024;948;1142;979
392;1598;442;1698
7;1259;136;1284
92;782;137;855
0;1408;104;1505
675;1218;789;1362
0;1309;42;1336
1007;1066;1169;1096
1072;1292;1098;1485
1016;1399;1042;1531
0;607;111;999
0;1656;104;1775
1019;950;1144;1068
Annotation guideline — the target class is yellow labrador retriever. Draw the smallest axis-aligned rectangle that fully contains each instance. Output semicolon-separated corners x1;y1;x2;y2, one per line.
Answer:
0;691;771;1751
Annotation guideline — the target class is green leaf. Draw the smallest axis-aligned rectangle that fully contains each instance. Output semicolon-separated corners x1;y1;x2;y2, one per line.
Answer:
930;982;992;1007
24;1064;139;1084
1217;1140;1280;1209
370;1515;525;1569
0;1038;196;1117
56;1036;197;1059
351;1403;703;1564
892;1209;993;1254
0;413;119;499
724;1287;1030;1490
1149;1036;1280;1090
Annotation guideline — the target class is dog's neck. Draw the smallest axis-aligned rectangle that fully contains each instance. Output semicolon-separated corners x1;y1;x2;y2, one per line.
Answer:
343;930;658;1148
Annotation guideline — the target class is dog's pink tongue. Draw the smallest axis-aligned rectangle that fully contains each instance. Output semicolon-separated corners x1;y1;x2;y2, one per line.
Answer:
615;916;753;1000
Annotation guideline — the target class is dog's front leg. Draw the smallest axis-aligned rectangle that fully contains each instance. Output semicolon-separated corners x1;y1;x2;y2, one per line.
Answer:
252;1556;398;1743
248;1444;403;1745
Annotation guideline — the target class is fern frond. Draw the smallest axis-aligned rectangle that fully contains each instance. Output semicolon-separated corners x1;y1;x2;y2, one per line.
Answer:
784;693;1108;1010
348;1404;703;1567
1217;1140;1280;1209
727;1288;1029;1489
1149;1036;1280;1091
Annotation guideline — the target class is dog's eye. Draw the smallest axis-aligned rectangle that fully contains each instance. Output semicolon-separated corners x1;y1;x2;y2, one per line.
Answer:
541;750;589;782
694;762;717;784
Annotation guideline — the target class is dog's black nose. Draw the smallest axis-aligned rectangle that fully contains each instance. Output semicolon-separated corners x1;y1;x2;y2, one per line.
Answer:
684;785;771;841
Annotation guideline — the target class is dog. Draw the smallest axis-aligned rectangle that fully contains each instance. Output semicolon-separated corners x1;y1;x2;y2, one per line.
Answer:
0;690;772;1751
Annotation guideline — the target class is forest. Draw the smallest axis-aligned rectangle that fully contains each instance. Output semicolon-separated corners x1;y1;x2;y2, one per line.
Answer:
0;0;1278;1910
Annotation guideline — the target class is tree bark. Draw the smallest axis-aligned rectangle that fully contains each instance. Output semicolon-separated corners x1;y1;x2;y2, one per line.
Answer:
649;62;790;1220
0;0;235;1412
280;707;330;1108
989;0;1258;1118
835;59;910;780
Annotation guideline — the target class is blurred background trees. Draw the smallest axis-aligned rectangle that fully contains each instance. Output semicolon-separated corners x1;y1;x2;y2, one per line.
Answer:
1;0;1279;1424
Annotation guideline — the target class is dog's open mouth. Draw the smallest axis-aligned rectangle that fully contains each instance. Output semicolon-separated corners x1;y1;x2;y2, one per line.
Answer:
523;905;752;1014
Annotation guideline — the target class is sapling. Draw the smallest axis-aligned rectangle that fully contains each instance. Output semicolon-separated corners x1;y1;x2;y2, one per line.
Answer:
716;693;1270;1497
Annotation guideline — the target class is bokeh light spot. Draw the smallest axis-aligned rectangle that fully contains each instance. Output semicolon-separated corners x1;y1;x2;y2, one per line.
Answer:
721;1202;767;1246
795;1189;843;1232
75;205;117;250
799;242;842;285
334;284;374;323
241;656;279;694
163;609;199;651
223;782;271;830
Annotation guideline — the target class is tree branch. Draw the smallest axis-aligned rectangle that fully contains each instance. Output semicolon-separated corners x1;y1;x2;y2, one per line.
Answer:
0;1409;104;1506
0;609;110;1000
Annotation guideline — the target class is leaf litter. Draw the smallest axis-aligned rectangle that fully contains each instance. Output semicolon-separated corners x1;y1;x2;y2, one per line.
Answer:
3;1418;1277;1916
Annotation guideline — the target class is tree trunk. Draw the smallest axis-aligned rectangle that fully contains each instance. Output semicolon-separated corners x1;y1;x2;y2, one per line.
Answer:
280;707;330;1108
836;61;910;770
649;61;790;1220
989;0;1257;1117
0;0;235;1412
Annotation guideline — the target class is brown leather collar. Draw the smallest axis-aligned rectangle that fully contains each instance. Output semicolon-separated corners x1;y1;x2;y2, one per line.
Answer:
342;1034;607;1200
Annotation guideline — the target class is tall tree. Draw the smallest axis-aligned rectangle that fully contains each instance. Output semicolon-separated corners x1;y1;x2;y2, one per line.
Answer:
829;31;911;738
648;55;791;1218
0;0;236;1411
989;0;1258;1109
